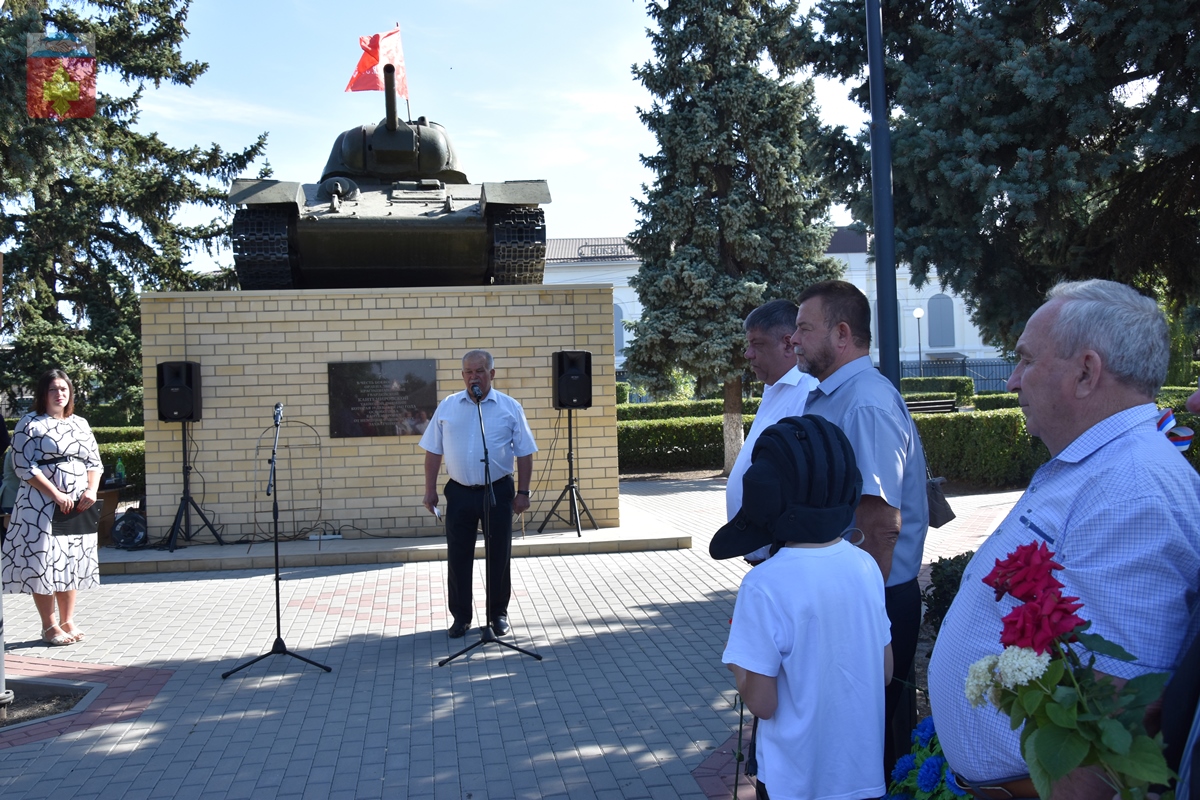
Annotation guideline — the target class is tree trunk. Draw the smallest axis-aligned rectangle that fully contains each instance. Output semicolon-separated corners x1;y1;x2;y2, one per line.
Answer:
723;376;744;476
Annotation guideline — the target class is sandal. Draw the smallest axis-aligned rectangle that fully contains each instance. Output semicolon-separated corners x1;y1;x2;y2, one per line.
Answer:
60;620;86;642
42;625;75;646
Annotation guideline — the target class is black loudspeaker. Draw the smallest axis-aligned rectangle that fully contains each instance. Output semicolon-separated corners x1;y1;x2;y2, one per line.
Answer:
157;361;202;421
552;351;592;410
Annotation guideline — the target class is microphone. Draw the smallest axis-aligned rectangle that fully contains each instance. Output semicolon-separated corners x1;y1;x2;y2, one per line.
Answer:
274;403;284;425
471;385;482;401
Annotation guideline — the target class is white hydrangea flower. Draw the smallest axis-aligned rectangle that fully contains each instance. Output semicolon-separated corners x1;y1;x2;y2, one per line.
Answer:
965;655;1000;707
995;646;1051;690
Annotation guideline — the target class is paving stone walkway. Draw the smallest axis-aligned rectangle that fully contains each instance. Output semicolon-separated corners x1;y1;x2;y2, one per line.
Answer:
0;479;1018;799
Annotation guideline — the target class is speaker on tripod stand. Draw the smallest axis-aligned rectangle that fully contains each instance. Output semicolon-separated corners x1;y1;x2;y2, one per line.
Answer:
157;361;202;422
156;361;224;551
540;351;598;537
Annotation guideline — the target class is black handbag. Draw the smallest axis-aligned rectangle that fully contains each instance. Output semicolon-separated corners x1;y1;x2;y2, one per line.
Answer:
926;473;956;528
52;499;104;536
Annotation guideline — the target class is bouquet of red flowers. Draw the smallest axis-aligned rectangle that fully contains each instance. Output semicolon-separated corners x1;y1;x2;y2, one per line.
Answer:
965;542;1174;799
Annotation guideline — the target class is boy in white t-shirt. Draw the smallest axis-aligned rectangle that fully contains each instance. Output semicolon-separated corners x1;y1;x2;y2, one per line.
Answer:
713;415;893;800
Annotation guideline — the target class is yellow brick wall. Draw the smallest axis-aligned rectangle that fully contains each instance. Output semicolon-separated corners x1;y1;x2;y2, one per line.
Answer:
140;286;618;542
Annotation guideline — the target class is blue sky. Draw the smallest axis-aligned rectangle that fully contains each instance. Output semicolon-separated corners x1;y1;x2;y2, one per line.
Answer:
103;0;864;271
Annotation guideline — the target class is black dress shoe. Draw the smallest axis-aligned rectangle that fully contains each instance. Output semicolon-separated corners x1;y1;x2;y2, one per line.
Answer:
448;620;469;639
491;616;510;637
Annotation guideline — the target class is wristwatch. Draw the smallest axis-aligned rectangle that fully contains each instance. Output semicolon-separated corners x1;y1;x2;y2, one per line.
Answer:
516;490;530;496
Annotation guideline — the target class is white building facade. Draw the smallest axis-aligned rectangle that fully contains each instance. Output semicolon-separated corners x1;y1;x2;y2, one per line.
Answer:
543;230;1002;371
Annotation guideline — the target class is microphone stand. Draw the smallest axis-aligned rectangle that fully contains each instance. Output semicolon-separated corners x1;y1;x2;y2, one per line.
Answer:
440;385;541;666
223;403;332;679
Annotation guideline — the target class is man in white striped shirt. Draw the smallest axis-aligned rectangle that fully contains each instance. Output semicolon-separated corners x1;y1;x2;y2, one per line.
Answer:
420;350;538;639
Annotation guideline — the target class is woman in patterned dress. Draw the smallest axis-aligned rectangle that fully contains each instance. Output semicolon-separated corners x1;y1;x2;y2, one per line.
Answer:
1;369;102;646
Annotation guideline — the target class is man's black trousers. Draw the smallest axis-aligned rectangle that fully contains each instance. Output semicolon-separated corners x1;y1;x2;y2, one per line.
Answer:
884;577;922;773
444;476;514;626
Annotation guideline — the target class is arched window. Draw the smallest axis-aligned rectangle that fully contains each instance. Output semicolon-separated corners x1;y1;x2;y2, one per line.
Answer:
614;305;626;356
928;294;955;348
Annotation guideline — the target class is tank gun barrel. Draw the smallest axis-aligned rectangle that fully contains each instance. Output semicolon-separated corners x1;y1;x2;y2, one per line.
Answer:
384;64;398;132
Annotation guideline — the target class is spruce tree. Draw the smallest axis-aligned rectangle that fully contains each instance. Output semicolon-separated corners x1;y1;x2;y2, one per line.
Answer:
805;0;1200;347
627;0;841;471
0;1;266;417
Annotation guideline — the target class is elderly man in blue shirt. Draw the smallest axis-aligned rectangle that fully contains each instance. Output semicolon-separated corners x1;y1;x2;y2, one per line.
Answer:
420;350;538;640
929;280;1200;799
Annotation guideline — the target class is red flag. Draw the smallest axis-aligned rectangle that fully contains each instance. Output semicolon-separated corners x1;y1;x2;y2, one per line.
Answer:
345;28;408;98
26;33;96;119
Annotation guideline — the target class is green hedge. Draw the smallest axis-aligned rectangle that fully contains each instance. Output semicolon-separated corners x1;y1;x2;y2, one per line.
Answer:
96;441;144;494
973;393;1019;410
76;404;141;427
92;427;145;444
617;409;1051;484
618;415;753;471
902;392;956;403
1158;386;1198;411
900;377;975;406
615;382;630;404
617;397;761;421
915;409;1051;487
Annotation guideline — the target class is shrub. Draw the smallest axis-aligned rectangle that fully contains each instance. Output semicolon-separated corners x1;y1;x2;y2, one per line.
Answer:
922;552;975;637
1157;385;1199;411
900;377;974;406
92;427;145;444
617;397;761;421
914;409;1050;488
96;441;144;494
617;415;753;471
1179;412;1200;474
77;404;141;427
973;393;1019;411
615;382;630;404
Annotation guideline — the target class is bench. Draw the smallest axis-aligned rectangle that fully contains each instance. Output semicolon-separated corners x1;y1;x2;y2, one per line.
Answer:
905;398;958;415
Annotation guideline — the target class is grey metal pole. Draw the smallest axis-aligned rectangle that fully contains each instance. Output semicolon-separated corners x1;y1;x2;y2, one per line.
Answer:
0;590;13;717
865;0;901;389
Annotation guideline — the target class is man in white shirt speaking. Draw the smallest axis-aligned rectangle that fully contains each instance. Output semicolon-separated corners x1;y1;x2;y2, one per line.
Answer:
420;350;538;639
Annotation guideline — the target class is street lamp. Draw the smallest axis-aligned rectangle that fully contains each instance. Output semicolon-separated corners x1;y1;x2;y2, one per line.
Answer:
913;307;925;377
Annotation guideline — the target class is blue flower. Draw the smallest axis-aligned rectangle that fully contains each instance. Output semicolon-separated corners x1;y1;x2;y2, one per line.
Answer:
891;753;918;784
912;716;937;748
945;766;969;797
917;755;947;793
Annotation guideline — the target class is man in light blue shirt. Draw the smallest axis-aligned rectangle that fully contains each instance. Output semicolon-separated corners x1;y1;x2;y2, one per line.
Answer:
790;279;929;772
929;280;1200;798
420;350;538;639
726;299;819;564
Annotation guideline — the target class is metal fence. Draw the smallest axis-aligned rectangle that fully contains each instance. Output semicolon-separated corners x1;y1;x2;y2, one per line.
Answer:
900;358;1016;394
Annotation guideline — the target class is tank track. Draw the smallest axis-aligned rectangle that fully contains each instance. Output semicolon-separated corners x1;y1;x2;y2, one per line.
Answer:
231;207;295;291
489;207;547;285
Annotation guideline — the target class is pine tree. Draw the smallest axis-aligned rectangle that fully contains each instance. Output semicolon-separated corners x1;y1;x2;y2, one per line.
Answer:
805;0;1200;347
0;1;266;417
627;0;841;471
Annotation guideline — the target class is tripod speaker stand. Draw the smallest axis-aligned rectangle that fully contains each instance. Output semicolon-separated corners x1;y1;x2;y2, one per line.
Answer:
163;421;225;552
224;403;331;679
538;408;597;537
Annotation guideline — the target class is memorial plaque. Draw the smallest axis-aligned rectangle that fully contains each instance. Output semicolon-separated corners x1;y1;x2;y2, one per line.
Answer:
328;360;437;438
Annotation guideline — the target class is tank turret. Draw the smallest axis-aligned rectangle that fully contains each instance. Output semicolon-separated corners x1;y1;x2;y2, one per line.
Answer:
229;63;549;291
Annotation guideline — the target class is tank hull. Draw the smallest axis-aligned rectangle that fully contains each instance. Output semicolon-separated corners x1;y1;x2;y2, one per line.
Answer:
230;178;549;291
